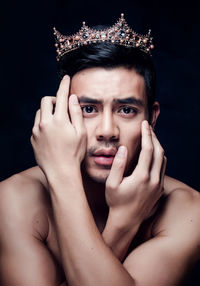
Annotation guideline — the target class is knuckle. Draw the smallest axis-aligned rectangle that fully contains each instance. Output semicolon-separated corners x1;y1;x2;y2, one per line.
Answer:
143;144;153;153
32;126;38;136
140;172;150;183
157;147;164;157
150;177;160;190
106;181;117;192
39;121;48;130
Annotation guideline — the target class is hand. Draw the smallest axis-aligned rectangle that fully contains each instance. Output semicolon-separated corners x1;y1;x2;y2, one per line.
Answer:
30;75;87;177
105;120;167;229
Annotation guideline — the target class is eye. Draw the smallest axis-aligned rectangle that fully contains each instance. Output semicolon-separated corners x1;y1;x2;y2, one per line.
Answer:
118;106;137;117
81;105;97;116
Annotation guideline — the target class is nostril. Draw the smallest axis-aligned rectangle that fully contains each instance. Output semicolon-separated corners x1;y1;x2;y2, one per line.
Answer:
111;136;119;141
97;135;119;142
97;135;104;141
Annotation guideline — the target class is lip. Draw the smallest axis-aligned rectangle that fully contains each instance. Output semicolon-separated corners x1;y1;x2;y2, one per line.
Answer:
92;148;117;166
93;148;117;157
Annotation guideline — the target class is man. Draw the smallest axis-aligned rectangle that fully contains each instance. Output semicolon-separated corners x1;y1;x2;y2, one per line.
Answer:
0;14;199;286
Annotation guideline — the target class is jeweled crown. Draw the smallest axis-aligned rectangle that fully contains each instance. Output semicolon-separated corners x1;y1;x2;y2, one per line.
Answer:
53;13;154;61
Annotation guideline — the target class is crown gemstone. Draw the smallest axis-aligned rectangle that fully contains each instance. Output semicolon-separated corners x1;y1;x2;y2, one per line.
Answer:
82;33;89;39
101;33;106;39
118;30;126;38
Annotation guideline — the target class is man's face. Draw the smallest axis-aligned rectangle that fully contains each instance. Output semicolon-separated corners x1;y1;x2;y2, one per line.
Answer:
70;67;149;183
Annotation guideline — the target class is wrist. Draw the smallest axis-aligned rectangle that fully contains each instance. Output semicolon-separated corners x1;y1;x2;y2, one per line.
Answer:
106;207;141;233
103;209;140;261
45;164;83;190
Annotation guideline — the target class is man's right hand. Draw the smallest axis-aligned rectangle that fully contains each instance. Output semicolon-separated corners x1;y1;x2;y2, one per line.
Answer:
105;120;167;230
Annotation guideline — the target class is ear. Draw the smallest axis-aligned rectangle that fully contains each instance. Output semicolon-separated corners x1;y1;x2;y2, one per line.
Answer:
150;101;160;129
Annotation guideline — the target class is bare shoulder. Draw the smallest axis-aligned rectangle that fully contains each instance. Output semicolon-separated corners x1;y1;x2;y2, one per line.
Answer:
163;175;200;218
153;175;200;258
0;168;66;285
0;166;50;240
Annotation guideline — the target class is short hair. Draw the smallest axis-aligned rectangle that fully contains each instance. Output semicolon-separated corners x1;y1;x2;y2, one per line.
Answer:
57;41;156;118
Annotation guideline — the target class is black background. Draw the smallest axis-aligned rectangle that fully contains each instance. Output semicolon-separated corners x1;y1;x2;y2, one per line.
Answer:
1;0;200;284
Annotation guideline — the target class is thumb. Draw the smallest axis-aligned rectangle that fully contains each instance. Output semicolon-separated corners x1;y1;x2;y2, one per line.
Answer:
106;146;127;189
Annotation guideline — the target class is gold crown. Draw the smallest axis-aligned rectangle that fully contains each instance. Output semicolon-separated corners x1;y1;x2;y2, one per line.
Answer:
53;13;154;61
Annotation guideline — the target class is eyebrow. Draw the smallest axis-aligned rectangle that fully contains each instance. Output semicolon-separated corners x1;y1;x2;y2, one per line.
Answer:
79;96;102;104
79;96;144;107
113;97;144;107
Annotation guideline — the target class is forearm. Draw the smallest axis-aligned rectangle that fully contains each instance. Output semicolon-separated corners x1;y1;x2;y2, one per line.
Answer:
48;170;135;286
102;209;140;262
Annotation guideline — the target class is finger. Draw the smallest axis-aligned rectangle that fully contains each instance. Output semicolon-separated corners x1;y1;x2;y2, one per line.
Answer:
69;94;84;133
149;127;165;181
40;96;56;121
54;75;70;118
106;146;127;189
137;120;153;173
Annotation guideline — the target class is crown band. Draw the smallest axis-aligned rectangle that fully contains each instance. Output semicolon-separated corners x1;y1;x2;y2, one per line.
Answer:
53;13;154;61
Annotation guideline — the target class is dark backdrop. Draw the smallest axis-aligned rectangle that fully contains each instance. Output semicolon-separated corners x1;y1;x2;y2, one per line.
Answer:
1;0;200;284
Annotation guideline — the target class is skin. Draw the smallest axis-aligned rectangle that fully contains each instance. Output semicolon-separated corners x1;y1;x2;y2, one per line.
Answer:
0;67;200;286
71;67;154;183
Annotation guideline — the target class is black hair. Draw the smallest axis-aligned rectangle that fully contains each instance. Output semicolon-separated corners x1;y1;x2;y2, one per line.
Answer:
57;41;156;117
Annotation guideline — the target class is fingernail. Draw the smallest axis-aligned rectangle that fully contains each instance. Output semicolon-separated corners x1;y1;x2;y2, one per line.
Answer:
117;146;126;158
143;120;149;129
70;94;79;105
63;75;69;80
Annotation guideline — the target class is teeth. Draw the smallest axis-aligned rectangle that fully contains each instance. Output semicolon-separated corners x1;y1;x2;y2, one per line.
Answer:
100;155;112;157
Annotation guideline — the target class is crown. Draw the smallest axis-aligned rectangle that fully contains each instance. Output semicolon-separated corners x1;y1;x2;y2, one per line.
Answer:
53;13;154;61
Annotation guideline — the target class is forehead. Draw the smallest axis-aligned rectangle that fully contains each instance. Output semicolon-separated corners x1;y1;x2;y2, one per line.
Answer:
70;67;146;104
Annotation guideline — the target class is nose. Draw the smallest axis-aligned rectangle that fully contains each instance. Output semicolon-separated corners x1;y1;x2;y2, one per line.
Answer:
96;109;119;142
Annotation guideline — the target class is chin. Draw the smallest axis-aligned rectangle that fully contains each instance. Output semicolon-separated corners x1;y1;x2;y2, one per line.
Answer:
89;175;107;184
81;166;109;185
88;169;110;184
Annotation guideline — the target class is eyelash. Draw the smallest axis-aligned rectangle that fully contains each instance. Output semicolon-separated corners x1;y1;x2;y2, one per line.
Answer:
118;106;137;116
81;105;138;117
81;105;97;114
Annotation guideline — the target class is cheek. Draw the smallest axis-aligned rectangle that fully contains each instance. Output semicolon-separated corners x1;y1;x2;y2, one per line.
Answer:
121;125;141;159
121;122;141;144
